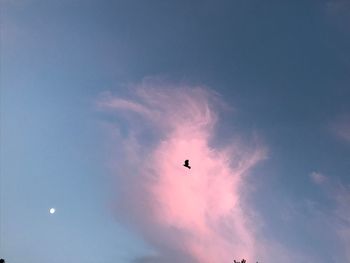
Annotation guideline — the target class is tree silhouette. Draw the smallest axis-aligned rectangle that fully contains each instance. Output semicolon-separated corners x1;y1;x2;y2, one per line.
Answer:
233;259;257;263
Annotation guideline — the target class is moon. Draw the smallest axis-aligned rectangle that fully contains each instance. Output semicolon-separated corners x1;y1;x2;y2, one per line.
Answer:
49;208;56;214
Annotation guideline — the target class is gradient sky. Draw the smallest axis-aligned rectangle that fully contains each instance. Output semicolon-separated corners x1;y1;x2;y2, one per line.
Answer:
1;1;350;262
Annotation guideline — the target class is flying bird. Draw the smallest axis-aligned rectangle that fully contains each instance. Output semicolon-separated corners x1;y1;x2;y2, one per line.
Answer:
183;159;191;169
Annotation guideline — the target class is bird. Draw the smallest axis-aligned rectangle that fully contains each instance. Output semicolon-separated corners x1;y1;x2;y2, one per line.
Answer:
183;159;191;169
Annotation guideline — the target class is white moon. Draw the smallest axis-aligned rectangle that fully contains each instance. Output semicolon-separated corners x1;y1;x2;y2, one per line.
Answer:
49;208;56;214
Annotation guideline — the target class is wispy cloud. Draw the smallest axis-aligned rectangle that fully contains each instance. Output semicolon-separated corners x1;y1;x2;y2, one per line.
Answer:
330;114;350;143
98;80;266;262
325;0;350;37
308;172;350;261
331;182;350;261
326;0;350;17
309;171;327;185
99;80;350;263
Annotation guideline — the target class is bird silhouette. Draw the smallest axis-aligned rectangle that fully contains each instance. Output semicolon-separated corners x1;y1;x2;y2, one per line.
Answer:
183;159;191;169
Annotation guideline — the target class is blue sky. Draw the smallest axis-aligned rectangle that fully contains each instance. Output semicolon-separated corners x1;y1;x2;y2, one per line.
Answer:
1;1;350;262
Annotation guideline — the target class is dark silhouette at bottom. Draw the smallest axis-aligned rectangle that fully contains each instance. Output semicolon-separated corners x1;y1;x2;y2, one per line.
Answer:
233;260;259;263
0;259;5;263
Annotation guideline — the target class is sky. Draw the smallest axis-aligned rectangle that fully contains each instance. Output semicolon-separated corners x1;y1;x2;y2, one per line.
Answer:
1;0;350;262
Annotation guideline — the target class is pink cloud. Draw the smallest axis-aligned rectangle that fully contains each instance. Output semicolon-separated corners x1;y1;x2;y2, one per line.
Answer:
331;115;350;143
309;171;327;184
325;0;350;34
99;81;266;262
331;182;350;261
308;171;350;261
